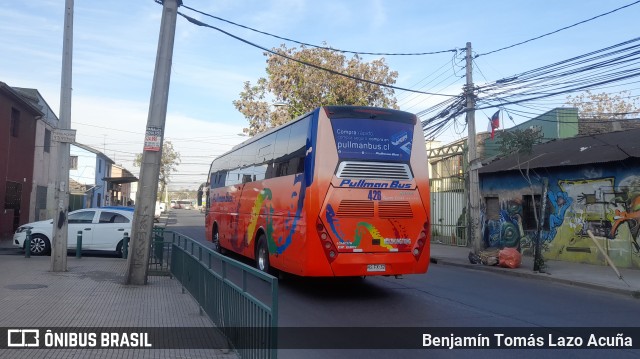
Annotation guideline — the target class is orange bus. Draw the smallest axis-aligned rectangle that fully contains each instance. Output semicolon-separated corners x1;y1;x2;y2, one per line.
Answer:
205;106;430;277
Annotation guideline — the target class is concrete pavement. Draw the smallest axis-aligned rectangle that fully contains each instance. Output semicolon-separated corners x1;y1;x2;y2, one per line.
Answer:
430;243;640;298
0;211;237;358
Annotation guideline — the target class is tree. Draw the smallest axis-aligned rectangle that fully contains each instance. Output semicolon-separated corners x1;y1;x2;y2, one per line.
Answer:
134;140;181;200
566;90;640;119
233;44;400;135
498;128;546;271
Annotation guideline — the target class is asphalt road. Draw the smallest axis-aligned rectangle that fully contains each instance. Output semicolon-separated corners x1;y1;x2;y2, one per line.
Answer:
168;209;640;359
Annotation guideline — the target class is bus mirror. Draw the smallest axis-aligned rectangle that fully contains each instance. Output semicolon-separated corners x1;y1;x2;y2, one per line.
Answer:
197;190;203;206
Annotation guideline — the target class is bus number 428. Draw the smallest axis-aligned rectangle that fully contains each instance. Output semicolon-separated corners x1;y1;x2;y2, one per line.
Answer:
368;190;381;201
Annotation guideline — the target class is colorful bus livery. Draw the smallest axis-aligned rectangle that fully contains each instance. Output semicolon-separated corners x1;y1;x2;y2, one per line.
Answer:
205;106;431;277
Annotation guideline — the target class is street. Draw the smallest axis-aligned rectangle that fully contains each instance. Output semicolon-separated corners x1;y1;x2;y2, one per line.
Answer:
168;209;640;359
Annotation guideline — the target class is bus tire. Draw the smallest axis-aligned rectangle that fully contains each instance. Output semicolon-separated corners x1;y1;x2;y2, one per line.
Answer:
212;227;225;254
256;235;270;273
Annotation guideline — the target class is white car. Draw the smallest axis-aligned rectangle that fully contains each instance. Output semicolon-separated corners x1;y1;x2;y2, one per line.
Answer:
13;208;133;256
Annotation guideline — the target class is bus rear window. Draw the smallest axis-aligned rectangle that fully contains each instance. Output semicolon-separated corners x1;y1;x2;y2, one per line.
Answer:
331;118;414;162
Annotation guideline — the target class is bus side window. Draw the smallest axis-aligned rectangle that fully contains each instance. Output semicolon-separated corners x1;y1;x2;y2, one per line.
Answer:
273;126;291;178
286;116;309;176
265;162;275;179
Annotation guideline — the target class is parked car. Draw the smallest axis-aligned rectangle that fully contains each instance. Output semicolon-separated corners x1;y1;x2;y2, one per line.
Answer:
13;208;133;256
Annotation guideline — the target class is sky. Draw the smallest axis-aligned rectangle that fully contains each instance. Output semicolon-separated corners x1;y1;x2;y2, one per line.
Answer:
0;0;637;190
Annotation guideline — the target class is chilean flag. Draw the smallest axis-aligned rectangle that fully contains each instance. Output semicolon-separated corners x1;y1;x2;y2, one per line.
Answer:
489;110;500;139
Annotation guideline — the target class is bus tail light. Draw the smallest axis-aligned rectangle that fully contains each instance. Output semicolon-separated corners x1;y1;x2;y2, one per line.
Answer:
412;221;429;261
317;219;338;263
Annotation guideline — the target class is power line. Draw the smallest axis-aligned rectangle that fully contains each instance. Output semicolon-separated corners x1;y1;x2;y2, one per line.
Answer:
477;0;640;57
178;3;458;57
176;11;458;98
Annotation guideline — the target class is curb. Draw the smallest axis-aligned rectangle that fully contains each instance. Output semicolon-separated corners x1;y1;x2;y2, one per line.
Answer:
432;257;640;300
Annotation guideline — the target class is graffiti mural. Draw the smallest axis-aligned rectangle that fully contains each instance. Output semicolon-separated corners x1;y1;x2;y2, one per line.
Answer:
481;169;640;268
541;191;572;242
484;200;524;249
541;177;640;268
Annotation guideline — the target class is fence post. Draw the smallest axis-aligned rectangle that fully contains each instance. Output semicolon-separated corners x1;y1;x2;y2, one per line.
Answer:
76;231;83;258
25;229;31;258
122;232;130;259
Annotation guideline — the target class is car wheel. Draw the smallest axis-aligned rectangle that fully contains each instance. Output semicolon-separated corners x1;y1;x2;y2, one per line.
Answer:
28;234;51;256
255;235;270;273
116;240;124;257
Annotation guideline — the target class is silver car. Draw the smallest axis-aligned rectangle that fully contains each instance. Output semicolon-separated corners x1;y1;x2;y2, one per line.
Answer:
13;208;133;256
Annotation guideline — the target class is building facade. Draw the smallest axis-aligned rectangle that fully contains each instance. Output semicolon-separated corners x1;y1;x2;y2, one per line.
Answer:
479;129;640;269
69;143;114;208
0;82;43;237
13;88;60;222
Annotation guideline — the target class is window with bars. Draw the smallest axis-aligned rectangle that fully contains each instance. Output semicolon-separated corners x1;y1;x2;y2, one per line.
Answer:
4;181;22;209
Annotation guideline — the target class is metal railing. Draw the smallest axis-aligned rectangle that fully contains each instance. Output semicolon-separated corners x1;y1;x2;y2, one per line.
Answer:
169;232;278;359
148;227;171;276
430;177;468;247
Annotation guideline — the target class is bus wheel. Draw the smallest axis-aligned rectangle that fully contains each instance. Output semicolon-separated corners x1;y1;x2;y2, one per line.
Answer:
212;229;224;254
256;235;270;273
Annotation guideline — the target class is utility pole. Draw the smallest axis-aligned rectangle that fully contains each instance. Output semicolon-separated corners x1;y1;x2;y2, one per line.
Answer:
126;0;181;285
51;0;74;272
465;42;482;254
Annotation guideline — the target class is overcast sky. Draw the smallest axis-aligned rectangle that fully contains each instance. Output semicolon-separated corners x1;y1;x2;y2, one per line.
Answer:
0;0;637;189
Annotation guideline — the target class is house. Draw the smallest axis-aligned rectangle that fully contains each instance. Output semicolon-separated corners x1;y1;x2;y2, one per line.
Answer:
478;128;640;269
427;108;579;247
0;82;43;237
69;143;115;208
104;164;138;206
12;87;60;222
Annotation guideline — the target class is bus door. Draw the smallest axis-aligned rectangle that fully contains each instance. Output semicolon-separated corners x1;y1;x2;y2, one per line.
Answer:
220;170;247;252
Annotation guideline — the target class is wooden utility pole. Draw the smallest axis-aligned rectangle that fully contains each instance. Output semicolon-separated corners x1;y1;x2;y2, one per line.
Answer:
126;0;181;285
51;0;75;272
465;42;482;253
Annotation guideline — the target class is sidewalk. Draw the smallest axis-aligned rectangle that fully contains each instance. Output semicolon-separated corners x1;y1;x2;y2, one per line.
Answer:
430;243;640;298
0;239;236;358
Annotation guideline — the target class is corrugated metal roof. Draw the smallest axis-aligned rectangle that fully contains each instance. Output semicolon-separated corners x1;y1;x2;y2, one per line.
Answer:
478;128;640;174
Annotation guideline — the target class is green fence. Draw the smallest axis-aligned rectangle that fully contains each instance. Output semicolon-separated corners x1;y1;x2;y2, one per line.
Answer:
169;232;278;359
148;227;171;276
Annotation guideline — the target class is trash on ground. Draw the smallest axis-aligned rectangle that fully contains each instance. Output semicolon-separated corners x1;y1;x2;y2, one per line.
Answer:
498;247;522;268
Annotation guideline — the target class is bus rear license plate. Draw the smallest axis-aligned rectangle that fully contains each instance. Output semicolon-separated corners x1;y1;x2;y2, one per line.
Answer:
367;264;386;272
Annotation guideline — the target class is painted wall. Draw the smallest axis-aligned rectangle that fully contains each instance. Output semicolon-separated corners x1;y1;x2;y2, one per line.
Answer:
480;159;640;269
